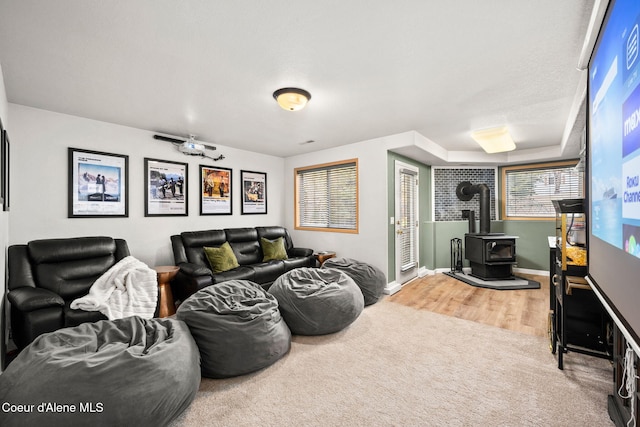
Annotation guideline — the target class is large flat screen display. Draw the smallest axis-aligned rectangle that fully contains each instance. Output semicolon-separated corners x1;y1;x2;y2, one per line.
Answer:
588;0;640;345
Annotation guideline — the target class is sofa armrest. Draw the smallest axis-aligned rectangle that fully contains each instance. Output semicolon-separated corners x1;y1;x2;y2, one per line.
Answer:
171;267;214;302
8;287;65;312
289;247;313;257
178;262;212;277
8;244;38;291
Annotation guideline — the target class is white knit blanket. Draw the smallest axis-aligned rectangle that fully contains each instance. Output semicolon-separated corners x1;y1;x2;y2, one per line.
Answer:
70;256;158;320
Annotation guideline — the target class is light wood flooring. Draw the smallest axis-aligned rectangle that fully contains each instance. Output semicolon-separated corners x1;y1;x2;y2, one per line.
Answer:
388;272;550;337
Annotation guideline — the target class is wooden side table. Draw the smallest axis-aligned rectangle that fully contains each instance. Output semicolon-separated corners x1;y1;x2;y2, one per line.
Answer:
155;266;180;318
314;251;336;266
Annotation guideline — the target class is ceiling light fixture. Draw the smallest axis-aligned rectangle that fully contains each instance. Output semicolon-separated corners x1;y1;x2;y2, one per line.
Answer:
470;126;516;153
273;87;311;111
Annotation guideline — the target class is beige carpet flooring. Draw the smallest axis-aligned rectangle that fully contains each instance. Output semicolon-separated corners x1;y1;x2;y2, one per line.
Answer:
170;298;613;426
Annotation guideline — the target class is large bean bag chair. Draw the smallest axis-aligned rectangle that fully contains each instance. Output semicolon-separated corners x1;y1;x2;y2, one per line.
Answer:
0;317;200;427
322;257;387;305
176;280;291;378
269;267;364;335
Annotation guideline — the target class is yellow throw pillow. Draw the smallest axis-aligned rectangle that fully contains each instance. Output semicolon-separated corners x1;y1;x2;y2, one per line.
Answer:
261;237;288;262
203;242;240;273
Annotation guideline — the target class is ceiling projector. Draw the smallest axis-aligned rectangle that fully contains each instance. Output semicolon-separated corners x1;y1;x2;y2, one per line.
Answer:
153;133;224;161
178;140;206;155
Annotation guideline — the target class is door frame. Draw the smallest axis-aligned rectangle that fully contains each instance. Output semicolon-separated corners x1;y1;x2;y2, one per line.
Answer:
394;160;419;286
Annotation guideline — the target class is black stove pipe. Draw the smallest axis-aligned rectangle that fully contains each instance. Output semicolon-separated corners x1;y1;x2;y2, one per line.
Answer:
461;209;476;233
456;181;491;234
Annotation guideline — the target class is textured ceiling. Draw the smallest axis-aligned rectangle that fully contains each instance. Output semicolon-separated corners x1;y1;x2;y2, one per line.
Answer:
0;0;597;163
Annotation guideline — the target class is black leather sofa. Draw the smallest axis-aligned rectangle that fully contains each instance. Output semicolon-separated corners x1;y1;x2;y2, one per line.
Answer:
170;226;314;300
7;236;131;349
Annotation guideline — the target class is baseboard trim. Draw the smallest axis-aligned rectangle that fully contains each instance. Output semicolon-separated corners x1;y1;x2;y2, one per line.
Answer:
419;267;436;277
513;267;547;276
384;281;401;295
434;267;471;274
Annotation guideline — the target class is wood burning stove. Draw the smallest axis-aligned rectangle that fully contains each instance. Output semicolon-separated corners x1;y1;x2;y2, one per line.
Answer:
456;181;518;280
464;234;517;280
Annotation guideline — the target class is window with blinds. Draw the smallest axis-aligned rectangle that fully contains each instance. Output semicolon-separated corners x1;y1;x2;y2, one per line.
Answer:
399;168;417;271
295;159;358;233
501;160;583;219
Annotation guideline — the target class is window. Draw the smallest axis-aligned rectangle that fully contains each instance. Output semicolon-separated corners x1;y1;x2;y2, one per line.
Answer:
295;159;358;233
501;160;583;219
398;165;418;272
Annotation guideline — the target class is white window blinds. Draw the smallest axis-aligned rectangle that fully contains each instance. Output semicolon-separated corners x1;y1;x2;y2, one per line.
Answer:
399;168;417;271
297;161;358;230
504;163;583;218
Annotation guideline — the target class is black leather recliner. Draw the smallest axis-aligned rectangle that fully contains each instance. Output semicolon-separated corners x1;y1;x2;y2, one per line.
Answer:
171;226;314;301
7;236;131;349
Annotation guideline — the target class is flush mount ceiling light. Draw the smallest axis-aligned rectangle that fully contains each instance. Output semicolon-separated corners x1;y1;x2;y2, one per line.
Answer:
273;87;311;111
470;126;516;153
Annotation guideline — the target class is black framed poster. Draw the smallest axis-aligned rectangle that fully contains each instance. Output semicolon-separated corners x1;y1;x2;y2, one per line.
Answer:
0;118;5;210
144;158;188;216
68;147;128;217
241;170;267;214
200;165;232;215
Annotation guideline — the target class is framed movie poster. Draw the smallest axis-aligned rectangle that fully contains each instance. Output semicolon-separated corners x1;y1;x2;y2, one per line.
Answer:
2;129;9;212
200;165;232;215
68;147;128;217
144;158;188;217
241;170;267;214
0;117;5;210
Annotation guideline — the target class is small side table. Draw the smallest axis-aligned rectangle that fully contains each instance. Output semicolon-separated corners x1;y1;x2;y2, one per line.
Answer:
314;251;336;267
155;266;180;318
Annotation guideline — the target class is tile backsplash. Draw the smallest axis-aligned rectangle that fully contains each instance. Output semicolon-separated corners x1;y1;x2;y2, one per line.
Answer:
434;168;496;221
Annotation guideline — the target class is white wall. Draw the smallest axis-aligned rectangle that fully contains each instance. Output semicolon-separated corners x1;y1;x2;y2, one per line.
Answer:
284;132;416;278
0;64;9;371
8;104;285;267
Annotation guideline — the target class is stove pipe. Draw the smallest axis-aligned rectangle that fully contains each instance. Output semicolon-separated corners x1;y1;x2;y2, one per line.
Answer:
461;209;476;234
456;181;491;234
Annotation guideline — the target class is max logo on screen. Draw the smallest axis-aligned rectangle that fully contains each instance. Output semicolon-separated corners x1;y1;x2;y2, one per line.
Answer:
622;77;640;157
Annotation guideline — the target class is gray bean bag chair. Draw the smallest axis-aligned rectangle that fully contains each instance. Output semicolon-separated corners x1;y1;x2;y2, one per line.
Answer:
176;280;291;378
0;316;200;427
269;267;364;335
322;257;387;305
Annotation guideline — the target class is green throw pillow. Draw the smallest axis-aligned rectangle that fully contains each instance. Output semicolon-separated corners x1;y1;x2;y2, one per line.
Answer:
261;237;288;262
203;242;240;273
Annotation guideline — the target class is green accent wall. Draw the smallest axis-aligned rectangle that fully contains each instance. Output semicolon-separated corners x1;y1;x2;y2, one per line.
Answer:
431;221;466;269
503;220;555;270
